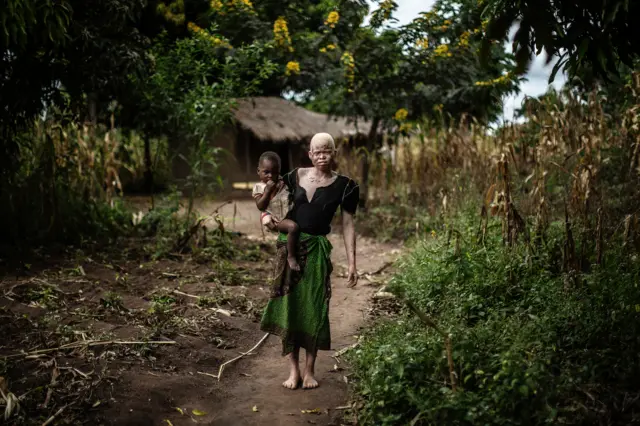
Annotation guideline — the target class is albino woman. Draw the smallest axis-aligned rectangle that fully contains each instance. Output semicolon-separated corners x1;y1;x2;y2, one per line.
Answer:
260;133;359;389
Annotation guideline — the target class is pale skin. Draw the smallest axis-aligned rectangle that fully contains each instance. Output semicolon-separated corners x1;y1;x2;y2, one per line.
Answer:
282;138;358;390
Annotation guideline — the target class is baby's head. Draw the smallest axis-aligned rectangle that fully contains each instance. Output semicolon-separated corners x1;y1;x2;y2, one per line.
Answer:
308;133;336;170
257;151;282;183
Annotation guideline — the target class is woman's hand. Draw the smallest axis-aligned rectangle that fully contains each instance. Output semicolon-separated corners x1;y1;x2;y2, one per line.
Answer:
347;265;358;287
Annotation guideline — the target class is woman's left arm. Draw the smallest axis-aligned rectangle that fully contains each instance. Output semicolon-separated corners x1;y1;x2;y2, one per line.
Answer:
342;210;357;287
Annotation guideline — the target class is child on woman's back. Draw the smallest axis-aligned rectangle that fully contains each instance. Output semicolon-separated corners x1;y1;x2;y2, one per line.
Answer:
252;152;300;271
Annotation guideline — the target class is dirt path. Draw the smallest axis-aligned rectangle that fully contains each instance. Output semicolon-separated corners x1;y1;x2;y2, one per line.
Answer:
204;200;401;425
0;197;400;426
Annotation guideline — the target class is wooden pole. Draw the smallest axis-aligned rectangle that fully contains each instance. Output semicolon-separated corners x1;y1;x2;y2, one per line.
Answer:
245;132;251;189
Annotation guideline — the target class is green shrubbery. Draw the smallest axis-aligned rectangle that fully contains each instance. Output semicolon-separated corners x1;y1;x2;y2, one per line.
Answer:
349;210;640;425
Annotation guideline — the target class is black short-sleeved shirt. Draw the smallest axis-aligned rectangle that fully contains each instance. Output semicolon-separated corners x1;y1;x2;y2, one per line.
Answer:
283;168;359;236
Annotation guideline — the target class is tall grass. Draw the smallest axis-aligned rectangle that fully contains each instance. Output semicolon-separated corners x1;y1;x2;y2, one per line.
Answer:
344;79;640;424
0;115;171;249
338;82;640;244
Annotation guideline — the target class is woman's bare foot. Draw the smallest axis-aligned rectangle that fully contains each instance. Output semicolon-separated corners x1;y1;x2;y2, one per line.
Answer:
283;352;301;390
287;256;301;271
282;371;301;390
302;374;319;389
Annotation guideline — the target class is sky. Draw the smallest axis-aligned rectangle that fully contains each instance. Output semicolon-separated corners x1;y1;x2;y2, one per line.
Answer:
371;0;567;122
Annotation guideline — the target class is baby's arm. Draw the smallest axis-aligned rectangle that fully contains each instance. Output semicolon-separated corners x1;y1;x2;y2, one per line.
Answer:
255;181;279;211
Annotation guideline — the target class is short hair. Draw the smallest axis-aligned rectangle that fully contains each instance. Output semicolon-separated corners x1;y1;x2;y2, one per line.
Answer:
258;151;281;168
310;133;336;151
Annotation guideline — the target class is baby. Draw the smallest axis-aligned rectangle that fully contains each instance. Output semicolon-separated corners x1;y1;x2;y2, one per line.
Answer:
252;152;301;271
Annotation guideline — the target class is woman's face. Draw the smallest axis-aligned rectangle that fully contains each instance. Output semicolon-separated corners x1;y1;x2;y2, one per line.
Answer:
309;143;335;171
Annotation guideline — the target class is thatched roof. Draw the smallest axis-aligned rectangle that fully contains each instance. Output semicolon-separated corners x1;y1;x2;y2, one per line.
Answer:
232;97;371;143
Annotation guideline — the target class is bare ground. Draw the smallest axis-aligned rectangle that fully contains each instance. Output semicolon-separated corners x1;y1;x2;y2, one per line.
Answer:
0;197;401;425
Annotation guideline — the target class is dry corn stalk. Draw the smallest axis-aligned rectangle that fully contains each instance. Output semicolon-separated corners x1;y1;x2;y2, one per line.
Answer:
563;204;578;275
622;214;639;249
596;207;604;265
532;169;549;244
477;205;488;245
485;153;528;247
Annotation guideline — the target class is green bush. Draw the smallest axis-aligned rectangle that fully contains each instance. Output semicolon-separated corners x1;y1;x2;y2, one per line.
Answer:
349;212;640;425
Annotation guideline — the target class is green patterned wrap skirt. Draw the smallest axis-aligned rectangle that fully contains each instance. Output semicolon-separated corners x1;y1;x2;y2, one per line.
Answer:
260;233;333;356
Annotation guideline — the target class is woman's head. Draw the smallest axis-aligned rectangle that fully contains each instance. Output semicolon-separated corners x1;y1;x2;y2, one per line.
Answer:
308;133;336;171
257;151;281;183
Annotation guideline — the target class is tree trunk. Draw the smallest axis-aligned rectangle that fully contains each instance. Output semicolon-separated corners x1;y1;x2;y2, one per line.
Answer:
358;116;380;209
144;132;154;193
87;93;98;125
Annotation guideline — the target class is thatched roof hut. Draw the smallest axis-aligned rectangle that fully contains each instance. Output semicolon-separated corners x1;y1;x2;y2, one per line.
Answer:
170;96;373;187
232;97;371;142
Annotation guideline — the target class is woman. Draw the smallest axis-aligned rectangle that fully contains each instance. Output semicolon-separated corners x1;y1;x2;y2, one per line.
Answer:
260;132;359;390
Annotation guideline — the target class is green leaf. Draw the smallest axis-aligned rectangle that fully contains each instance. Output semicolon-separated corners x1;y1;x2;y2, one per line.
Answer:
604;1;623;26
518;385;529;396
577;38;589;62
549;58;565;84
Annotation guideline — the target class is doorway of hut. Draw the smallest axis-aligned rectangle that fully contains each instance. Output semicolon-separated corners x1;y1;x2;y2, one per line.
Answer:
233;131;304;193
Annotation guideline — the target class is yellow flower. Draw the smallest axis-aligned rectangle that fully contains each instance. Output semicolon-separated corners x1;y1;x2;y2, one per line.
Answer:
320;43;336;53
325;11;340;28
274;17;293;52
394;108;408;121
444;19;452;25
187;22;202;33
341;51;355;88
380;0;394;20
416;37;429;49
474;72;512;87
187;22;231;48
341;51;355;67
458;31;470;48
157;1;186;24
285;61;300;76
210;0;253;14
434;44;452;57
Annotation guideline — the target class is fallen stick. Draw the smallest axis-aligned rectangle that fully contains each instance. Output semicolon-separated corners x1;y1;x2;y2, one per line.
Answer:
217;333;269;381
333;404;353;410
171;290;232;316
5;340;176;359
41;403;70;426
213;308;232;317
172;289;199;299
211;200;232;215
197;371;219;379
42;366;59;408
334;342;359;357
404;300;457;392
